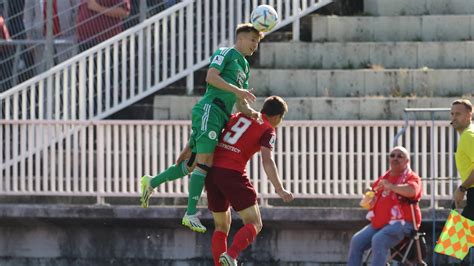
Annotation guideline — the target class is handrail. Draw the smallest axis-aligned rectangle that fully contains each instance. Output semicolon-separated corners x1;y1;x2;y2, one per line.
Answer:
1;119;457;206
0;0;333;120
392;107;453;266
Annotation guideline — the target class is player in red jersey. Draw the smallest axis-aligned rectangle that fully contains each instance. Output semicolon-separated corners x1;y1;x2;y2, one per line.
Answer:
205;96;294;266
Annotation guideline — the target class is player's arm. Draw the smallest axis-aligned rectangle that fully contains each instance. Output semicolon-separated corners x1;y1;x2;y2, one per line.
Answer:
206;68;256;102
260;146;293;202
455;139;474;208
454;169;474;208
87;0;130;18
235;99;261;121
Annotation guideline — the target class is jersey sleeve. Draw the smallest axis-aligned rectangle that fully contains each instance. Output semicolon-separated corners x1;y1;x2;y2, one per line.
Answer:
209;48;233;72
405;172;422;200
260;128;276;150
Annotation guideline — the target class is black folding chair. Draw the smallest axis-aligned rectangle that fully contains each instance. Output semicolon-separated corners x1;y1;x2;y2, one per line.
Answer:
387;203;427;265
364;202;427;265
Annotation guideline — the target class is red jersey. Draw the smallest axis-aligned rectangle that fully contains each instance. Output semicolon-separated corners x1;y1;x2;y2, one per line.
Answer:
371;169;422;229
213;113;276;173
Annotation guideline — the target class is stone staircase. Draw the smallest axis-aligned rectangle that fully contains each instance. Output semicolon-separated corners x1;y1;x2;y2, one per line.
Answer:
151;0;474;121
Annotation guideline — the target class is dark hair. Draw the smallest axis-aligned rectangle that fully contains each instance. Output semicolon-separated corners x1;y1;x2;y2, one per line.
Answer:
452;99;473;112
236;23;264;39
261;96;288;117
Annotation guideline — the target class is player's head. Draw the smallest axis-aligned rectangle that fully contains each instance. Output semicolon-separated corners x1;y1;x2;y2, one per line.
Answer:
451;98;472;131
261;96;288;128
235;23;264;56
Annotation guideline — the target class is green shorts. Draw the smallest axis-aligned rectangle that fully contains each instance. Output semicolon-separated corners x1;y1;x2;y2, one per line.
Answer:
189;101;228;154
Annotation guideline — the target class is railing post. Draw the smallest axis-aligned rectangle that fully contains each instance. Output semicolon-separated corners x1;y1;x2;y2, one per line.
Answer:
45;0;55;70
186;2;194;95
139;0;147;22
97;123;105;205
292;0;300;41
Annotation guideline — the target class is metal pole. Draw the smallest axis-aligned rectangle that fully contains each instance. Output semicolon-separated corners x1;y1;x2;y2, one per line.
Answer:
186;3;194;95
139;0;147;22
393;111;409;147
392;108;451;265
45;0;54;70
292;0;300;41
431;111;437;265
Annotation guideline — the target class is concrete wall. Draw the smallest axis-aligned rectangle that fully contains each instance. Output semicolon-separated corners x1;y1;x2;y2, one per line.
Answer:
259;42;474;69
153;96;459;120
249;69;474;98
312;15;474;42
364;0;474;15
0;204;455;265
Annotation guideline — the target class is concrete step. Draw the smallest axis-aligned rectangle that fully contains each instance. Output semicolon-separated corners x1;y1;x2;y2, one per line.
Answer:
249;69;474;97
312;15;474;42
259;42;474;69
364;0;474;16
153;96;455;120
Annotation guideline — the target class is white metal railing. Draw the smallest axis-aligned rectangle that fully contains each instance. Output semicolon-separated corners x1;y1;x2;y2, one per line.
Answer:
0;120;458;204
0;0;333;120
0;0;173;90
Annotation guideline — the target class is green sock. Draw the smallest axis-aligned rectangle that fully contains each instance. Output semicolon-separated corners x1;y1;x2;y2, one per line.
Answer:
186;168;207;215
150;160;189;188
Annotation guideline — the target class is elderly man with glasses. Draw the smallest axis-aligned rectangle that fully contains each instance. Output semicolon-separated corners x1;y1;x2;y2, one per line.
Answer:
347;146;423;266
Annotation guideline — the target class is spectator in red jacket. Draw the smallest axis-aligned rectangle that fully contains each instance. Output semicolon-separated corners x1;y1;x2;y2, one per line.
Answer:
348;146;422;265
76;0;130;52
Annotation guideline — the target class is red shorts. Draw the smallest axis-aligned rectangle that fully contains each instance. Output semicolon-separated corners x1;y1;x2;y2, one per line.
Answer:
205;166;257;212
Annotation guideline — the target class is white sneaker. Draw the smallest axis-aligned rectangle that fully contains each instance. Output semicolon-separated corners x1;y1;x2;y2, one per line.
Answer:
219;252;237;266
181;212;207;233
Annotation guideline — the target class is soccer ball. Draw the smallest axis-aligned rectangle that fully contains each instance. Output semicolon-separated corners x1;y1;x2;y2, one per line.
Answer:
250;5;279;32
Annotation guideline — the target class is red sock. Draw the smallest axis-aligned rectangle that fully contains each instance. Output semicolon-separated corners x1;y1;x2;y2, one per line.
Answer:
227;224;257;259
212;230;228;266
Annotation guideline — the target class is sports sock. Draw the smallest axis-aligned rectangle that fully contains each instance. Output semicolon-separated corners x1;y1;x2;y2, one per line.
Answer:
150;160;189;188
186;167;207;215
227;224;257;259
212;230;228;266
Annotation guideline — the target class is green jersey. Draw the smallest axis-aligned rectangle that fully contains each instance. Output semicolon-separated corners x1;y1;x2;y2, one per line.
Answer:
199;47;250;115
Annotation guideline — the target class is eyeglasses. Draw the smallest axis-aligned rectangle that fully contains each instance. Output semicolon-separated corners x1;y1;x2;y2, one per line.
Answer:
389;153;405;159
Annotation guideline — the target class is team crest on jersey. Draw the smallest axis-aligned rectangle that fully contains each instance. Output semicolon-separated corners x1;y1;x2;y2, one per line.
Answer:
211;55;224;66
237;71;246;87
208;130;217;140
269;135;276;148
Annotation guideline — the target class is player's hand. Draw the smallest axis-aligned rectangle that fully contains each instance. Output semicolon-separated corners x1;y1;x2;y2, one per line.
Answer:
454;187;466;209
276;188;294;202
236;88;256;103
251;111;263;124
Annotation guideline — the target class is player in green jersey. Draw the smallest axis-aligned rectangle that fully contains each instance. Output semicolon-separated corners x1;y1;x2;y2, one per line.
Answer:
140;23;264;233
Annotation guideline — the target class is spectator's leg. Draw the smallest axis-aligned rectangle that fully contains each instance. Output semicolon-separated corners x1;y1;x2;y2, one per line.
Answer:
370;222;413;265
347;225;377;266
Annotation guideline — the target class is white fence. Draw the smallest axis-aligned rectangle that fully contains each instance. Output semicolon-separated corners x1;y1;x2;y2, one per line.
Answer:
0;0;333;120
0;120;458;203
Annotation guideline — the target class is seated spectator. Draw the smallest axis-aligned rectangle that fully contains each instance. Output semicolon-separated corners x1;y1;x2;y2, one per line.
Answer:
347;146;422;266
76;0;130;52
